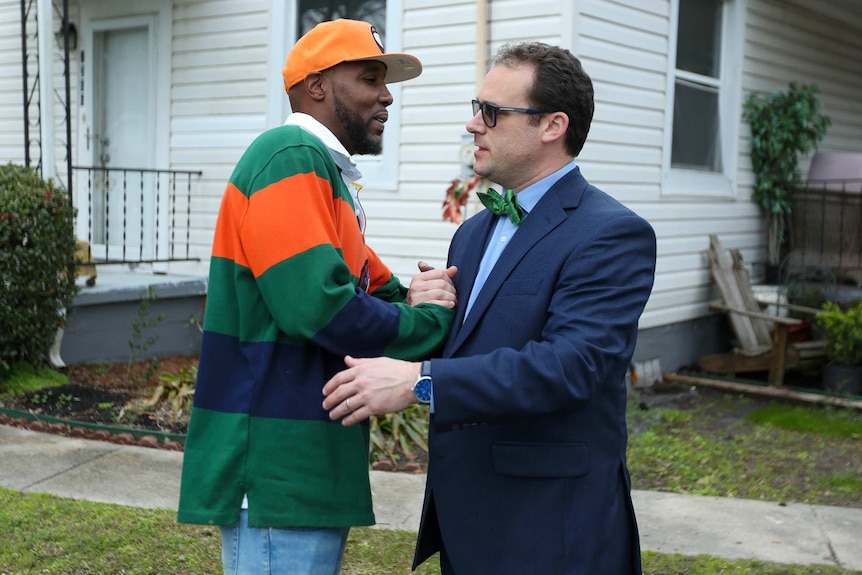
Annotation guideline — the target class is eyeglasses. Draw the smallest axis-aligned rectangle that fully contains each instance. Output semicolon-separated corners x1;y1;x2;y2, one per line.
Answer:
471;99;549;128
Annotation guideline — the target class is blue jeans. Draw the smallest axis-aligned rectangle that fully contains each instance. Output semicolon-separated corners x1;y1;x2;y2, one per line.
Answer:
220;510;350;575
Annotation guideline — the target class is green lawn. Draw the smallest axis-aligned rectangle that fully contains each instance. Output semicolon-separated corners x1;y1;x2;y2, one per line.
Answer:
2;385;861;574
0;487;858;575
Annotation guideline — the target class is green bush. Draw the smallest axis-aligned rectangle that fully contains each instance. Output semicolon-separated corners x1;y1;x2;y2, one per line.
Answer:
816;300;862;365
0;164;78;379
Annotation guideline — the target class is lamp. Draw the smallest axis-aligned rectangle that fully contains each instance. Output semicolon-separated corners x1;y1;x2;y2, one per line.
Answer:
55;21;77;51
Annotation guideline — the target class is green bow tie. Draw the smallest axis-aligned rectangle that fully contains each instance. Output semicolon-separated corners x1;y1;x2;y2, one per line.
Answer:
476;188;526;225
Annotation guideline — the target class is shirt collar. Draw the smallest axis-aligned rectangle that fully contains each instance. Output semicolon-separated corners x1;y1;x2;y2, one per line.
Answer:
515;161;577;214
284;112;363;182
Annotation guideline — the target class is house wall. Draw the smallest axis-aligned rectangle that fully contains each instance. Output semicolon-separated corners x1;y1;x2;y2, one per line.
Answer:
170;0;271;265
360;0;862;371
1;0;860;371
0;1;24;163
365;0;757;338
743;0;862;160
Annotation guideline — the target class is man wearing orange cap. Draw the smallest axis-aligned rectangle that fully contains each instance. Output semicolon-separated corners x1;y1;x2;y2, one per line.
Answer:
177;19;457;575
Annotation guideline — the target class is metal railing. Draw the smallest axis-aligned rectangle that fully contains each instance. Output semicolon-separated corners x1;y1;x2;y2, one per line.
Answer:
787;179;862;287
72;165;202;264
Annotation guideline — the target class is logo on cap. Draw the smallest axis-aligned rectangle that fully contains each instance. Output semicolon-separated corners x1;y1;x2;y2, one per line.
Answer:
370;26;385;54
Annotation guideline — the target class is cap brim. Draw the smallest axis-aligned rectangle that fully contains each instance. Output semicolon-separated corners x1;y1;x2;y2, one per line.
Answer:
352;53;422;84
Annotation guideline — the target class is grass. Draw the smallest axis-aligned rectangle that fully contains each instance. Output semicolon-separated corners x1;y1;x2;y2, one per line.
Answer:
746;403;862;437
0;362;68;398
627;392;862;508
2;380;861;573
0;487;858;575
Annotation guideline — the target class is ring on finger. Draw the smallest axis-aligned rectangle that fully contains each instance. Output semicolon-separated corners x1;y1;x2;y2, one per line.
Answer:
346;397;352;411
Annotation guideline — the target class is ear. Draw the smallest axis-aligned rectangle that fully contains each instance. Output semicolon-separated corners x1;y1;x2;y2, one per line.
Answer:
540;111;569;145
303;72;327;102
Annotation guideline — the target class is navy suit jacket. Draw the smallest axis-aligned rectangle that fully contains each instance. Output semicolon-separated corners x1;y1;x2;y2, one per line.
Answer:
413;167;656;575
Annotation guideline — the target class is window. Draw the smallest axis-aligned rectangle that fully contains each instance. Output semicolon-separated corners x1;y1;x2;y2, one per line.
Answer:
270;0;403;190
663;0;742;197
297;1;386;38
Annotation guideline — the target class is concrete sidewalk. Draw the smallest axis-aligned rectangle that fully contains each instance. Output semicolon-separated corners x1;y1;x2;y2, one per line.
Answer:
1;424;861;571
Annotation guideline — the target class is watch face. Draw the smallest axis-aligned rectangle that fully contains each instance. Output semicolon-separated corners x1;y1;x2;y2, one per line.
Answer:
414;377;432;404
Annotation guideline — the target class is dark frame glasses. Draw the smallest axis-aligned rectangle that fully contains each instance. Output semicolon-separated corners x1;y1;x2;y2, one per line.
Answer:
471;99;549;128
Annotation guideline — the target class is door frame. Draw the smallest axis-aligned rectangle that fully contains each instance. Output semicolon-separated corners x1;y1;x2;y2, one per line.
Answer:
75;0;171;254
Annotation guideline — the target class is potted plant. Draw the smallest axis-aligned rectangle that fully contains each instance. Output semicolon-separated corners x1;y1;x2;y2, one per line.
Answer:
743;82;831;276
815;300;862;395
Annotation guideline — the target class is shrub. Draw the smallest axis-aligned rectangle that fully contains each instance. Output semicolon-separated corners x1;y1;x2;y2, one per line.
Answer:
816;300;862;365
0;164;78;379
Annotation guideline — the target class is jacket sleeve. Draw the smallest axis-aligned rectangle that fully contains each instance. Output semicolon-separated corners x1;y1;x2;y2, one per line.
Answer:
430;209;656;427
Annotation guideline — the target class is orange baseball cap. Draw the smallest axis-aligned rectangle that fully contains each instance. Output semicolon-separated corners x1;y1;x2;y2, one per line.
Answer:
282;19;422;92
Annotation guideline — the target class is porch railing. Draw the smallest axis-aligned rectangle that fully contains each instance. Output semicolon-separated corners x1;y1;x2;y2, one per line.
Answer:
72;166;203;265
787;179;862;287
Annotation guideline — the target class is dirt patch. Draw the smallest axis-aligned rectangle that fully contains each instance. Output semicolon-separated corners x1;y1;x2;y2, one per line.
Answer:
2;360;859;492
1;356;197;438
0;356;427;472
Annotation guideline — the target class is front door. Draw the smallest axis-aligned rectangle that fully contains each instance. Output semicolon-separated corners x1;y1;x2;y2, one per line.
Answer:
77;10;163;262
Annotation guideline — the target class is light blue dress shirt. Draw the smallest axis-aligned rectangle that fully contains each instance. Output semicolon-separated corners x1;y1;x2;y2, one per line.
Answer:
463;162;577;319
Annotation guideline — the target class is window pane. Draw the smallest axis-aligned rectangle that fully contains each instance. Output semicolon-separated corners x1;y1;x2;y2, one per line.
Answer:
671;80;721;171
298;0;387;40
676;0;722;78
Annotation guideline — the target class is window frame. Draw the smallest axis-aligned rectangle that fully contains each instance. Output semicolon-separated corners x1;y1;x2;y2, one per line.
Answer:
268;0;404;190
661;0;745;199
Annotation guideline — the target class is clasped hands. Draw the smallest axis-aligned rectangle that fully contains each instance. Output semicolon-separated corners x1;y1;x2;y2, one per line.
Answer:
322;261;455;425
406;260;458;308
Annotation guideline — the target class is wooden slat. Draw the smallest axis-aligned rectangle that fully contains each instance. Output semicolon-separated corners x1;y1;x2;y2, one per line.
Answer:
731;249;773;345
697;347;800;373
706;235;761;351
708;304;803;326
664;373;862;410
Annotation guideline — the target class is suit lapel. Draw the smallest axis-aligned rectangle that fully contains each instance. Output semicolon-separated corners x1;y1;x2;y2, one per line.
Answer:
443;211;496;353
446;168;588;356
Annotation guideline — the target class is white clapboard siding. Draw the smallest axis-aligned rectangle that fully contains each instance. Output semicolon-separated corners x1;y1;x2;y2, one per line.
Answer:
1;0;859;337
168;0;269;264
743;0;862;156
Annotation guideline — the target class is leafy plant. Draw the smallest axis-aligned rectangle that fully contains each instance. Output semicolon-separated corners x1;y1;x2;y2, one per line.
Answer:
142;364;197;418
370;406;429;466
742;83;831;266
0;163;78;379
128;287;166;381
816;300;862;365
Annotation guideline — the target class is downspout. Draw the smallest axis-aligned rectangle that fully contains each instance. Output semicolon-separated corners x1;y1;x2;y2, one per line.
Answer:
475;0;488;92
36;0;55;183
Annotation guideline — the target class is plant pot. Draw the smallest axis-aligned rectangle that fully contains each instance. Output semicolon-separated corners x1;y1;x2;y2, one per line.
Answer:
822;363;862;396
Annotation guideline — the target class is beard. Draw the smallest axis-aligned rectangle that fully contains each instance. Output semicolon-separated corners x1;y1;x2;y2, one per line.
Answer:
334;93;383;156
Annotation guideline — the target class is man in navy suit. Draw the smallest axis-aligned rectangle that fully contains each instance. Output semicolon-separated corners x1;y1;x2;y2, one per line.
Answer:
323;42;656;575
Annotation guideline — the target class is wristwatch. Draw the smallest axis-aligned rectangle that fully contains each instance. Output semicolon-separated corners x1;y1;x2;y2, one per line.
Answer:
412;360;433;404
